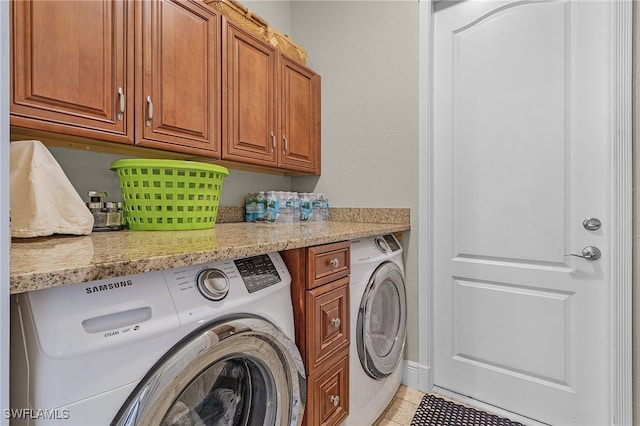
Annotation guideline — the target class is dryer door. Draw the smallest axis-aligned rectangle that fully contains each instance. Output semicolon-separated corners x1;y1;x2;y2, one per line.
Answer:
356;261;407;379
113;317;305;426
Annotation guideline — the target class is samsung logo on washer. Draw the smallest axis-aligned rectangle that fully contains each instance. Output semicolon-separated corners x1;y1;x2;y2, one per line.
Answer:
85;280;133;294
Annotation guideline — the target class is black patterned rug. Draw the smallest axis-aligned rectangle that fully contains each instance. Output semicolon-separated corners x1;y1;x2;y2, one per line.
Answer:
411;394;526;426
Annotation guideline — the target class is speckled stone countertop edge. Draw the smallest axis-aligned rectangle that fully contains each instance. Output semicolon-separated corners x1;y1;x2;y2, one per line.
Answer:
10;211;410;294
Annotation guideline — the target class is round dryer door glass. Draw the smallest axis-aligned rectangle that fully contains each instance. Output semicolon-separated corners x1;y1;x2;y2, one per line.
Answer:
369;282;401;358
357;262;407;379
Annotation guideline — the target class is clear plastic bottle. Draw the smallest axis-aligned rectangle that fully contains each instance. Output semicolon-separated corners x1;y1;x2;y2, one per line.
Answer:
292;192;301;223
299;193;312;222
318;193;330;221
245;192;258;222
278;191;292;223
256;191;267;220
266;191;280;222
310;193;323;222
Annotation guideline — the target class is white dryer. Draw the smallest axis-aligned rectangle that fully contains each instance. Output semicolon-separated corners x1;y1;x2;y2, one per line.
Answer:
11;252;305;426
344;234;406;426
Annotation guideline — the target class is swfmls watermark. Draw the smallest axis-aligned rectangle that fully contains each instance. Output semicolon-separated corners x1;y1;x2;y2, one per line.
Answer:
3;408;70;420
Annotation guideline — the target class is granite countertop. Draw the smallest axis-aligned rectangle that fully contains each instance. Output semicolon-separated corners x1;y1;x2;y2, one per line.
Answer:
10;208;410;294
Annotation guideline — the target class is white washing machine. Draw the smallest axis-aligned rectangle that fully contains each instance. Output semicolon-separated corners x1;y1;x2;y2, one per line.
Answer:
10;252;305;426
344;234;406;426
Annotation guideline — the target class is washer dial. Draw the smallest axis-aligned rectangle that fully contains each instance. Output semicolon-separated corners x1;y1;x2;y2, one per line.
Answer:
374;237;389;253
196;269;230;301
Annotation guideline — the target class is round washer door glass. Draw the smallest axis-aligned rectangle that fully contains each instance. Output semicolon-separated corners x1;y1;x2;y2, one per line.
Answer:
163;357;272;425
357;261;407;379
114;317;305;426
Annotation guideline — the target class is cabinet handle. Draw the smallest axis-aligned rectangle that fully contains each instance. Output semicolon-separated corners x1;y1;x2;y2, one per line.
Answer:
331;317;341;328
270;132;276;152
282;135;288;154
117;87;125;120
330;395;340;406
329;258;339;268
146;96;153;127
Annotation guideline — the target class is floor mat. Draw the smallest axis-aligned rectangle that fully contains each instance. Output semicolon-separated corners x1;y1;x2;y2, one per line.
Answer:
411;394;526;426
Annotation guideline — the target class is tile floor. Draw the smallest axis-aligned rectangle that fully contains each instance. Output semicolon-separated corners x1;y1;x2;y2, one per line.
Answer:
373;385;426;426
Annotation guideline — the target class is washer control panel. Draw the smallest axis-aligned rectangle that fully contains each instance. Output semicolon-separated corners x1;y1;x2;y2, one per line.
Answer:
234;254;281;293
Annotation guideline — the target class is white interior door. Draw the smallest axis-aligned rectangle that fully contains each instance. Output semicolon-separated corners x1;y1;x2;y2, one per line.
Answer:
433;1;611;424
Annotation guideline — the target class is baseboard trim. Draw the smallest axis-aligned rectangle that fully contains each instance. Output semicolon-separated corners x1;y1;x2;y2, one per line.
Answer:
402;360;431;392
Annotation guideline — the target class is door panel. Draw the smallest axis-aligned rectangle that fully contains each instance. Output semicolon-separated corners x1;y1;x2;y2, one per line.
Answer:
452;1;566;265
433;1;610;424
453;278;570;385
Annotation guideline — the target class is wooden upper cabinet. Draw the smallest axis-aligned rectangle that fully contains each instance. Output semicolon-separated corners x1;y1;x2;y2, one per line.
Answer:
222;18;278;166
11;0;134;143
280;57;321;174
11;0;319;172
222;17;321;174
136;0;221;156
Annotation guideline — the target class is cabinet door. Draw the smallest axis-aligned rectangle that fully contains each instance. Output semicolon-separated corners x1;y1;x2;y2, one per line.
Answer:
11;0;134;143
280;57;321;174
222;18;278;167
136;0;220;156
307;353;349;426
306;278;350;374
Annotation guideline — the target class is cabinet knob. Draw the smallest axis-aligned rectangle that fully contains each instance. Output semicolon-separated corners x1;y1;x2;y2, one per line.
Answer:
331;317;341;328
283;135;288;154
329;258;339;268
330;395;340;406
270;132;276;152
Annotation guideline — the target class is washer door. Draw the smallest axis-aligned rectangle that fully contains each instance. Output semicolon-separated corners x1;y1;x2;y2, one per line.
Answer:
113;316;305;426
356;261;407;379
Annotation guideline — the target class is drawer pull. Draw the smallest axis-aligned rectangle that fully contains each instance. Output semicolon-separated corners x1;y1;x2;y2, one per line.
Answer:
331;317;341;328
330;395;340;406
146;96;153;127
117;87;125;120
329;258;339;268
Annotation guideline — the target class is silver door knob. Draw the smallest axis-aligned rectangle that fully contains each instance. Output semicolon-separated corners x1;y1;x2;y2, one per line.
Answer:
583;218;602;231
568;246;601;261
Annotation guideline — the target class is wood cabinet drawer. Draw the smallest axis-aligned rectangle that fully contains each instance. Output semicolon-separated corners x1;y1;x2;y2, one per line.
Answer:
307;241;350;289
306;278;349;374
307;351;349;426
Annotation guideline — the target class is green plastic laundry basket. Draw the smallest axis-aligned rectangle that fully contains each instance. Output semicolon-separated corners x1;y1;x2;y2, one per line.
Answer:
110;159;228;231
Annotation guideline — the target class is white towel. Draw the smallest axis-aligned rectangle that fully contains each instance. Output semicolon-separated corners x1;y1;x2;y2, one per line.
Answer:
10;140;94;238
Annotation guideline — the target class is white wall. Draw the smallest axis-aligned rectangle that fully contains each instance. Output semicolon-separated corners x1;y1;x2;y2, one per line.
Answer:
46;147;292;206
287;1;421;361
